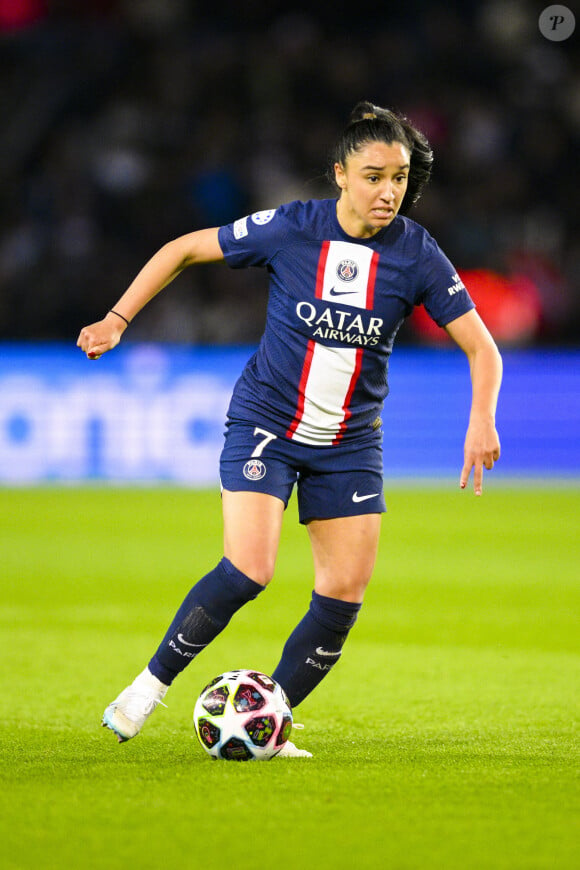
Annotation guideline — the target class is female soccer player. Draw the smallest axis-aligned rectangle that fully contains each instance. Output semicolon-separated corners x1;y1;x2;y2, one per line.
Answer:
77;101;502;757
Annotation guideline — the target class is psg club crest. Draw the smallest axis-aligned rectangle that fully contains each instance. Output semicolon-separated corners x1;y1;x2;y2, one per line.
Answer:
243;459;267;481
336;259;358;282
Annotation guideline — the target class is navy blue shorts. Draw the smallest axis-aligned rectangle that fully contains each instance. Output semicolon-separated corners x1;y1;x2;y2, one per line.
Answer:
219;421;387;524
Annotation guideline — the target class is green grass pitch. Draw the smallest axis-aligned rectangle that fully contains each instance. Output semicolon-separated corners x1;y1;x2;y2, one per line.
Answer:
1;485;578;870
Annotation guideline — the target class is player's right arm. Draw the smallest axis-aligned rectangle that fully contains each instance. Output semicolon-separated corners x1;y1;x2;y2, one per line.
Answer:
76;227;224;359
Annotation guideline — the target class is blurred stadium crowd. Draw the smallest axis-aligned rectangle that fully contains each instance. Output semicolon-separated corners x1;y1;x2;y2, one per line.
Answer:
0;0;578;346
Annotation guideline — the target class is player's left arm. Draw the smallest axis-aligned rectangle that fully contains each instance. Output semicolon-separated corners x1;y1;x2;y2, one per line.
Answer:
445;309;502;495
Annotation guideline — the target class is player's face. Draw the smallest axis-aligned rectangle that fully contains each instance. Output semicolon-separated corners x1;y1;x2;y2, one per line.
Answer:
334;141;410;238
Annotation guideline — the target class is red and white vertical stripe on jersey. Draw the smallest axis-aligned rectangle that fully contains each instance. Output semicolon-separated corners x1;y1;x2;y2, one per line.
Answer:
287;240;380;445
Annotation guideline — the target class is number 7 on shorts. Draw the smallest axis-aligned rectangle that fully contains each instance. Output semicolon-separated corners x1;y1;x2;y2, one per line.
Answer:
251;427;277;458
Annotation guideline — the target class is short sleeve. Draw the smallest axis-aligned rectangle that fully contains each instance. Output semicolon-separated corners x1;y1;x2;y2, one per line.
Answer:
218;207;288;269
417;234;475;327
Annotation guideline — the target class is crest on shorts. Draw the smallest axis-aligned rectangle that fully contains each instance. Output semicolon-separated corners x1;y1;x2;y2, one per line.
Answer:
243;459;266;481
336;259;358;282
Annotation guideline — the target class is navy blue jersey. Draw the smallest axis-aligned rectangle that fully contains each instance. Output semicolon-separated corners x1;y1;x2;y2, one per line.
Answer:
218;199;474;446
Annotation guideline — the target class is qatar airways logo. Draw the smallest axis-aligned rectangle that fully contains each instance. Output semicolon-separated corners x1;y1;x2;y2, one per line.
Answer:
296;302;383;347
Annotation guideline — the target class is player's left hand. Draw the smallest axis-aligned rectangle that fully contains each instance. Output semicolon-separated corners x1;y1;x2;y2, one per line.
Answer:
460;417;500;496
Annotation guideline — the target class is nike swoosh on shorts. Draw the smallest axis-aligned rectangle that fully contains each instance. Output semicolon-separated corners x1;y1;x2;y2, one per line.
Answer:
352;492;379;503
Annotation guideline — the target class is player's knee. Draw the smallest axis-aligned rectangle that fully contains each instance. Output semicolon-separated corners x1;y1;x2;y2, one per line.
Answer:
315;571;372;603
228;555;276;587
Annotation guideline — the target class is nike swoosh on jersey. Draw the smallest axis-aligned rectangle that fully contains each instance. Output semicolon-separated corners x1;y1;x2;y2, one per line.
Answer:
352;491;380;503
177;633;207;648
328;286;357;297
315;647;342;657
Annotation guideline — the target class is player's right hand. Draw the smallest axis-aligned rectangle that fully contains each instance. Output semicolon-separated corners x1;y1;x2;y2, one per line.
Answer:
76;313;127;360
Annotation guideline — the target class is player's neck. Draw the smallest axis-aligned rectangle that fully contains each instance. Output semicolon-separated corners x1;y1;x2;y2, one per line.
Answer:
335;198;383;240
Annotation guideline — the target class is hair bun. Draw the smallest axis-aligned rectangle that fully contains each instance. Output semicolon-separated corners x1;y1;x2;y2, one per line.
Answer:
349;100;380;124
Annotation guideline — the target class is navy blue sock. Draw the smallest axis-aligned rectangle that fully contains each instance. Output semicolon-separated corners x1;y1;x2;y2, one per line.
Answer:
149;557;264;685
272;591;361;708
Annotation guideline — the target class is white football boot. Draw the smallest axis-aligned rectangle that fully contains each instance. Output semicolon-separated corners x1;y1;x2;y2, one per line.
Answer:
276;723;313;758
102;668;168;742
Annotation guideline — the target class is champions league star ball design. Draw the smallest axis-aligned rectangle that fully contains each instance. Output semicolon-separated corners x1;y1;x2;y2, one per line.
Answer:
193;670;293;761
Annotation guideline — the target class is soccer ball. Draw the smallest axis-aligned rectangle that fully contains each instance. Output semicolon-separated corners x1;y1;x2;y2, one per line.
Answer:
193;669;293;761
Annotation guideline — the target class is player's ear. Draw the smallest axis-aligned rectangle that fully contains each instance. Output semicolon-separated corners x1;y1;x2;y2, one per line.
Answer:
334;162;347;190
